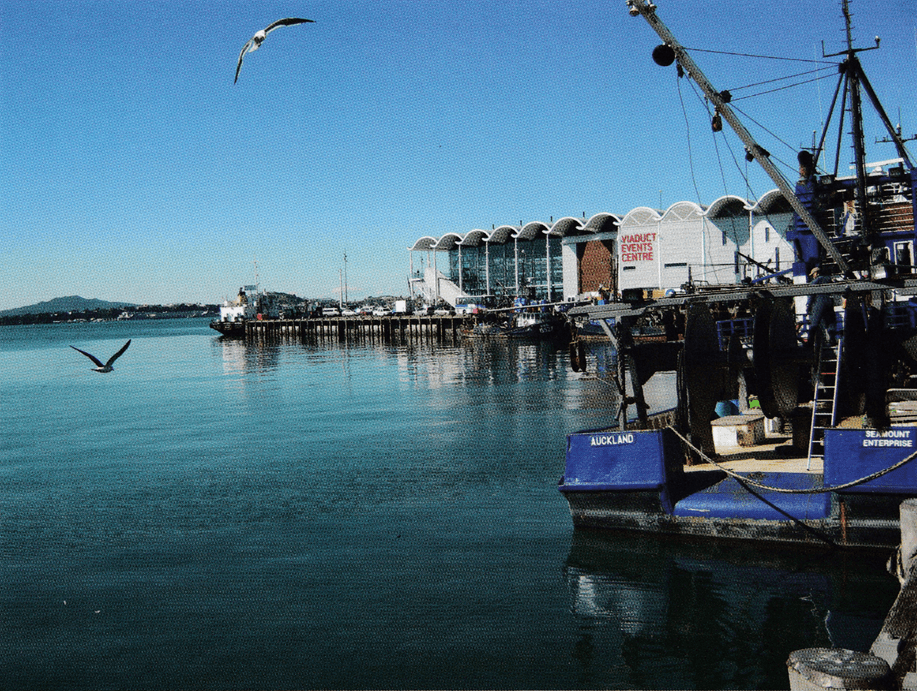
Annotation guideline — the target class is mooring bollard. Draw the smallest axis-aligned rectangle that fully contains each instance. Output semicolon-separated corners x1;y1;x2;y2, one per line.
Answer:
786;500;917;690
787;648;891;690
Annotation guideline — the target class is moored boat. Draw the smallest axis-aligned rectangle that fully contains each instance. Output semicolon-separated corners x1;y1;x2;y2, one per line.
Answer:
209;286;280;336
463;298;571;340
559;0;917;549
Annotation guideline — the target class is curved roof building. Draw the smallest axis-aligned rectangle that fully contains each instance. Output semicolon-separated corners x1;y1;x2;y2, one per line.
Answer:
408;192;794;305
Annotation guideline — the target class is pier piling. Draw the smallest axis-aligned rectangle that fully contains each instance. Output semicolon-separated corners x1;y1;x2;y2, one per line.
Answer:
237;314;464;344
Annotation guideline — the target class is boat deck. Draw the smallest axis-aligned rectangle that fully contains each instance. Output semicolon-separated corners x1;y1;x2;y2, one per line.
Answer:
684;434;824;475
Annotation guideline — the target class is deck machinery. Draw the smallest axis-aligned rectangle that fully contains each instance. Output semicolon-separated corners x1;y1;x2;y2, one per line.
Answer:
559;1;917;548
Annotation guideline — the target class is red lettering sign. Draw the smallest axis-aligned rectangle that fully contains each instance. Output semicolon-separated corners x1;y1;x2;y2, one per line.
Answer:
619;233;656;263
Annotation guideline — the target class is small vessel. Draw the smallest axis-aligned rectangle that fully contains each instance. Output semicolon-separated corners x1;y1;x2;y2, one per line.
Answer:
463;298;570;340
559;0;917;549
209;285;279;336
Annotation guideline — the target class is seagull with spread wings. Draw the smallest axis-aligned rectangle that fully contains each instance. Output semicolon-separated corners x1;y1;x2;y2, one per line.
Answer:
70;340;131;373
235;17;314;84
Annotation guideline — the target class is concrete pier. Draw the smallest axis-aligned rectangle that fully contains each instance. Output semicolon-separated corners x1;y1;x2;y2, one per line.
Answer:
786;500;917;690
787;648;891;690
870;499;917;689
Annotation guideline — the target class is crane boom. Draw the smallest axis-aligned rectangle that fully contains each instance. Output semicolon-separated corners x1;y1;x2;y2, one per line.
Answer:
626;0;850;274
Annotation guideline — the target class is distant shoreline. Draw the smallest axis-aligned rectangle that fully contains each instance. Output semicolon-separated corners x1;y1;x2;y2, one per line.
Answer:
0;306;219;327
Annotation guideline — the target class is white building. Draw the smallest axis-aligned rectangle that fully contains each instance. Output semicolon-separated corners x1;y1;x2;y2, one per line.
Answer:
408;191;796;305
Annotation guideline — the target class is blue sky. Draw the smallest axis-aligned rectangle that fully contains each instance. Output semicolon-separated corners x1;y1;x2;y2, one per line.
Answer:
1;0;914;310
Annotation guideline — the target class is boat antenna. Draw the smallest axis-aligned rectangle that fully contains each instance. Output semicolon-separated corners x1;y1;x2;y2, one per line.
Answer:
626;0;850;274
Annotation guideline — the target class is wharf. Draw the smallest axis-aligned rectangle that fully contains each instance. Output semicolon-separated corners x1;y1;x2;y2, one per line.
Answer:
230;314;466;342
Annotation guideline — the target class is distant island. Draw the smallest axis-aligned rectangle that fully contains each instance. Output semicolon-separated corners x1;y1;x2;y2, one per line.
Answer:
0;296;218;326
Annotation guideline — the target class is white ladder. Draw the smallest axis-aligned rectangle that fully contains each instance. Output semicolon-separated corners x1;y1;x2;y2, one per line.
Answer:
807;338;842;470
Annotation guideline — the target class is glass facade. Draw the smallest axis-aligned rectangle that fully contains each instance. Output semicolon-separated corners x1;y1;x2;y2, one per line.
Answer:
438;236;565;301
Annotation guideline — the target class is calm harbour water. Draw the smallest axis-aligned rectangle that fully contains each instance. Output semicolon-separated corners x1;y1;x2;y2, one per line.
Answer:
0;319;900;689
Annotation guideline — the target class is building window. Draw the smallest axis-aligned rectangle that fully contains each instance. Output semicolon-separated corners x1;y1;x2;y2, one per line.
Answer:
664;262;687;268
895;241;913;273
622;266;636;271
765;225;770;243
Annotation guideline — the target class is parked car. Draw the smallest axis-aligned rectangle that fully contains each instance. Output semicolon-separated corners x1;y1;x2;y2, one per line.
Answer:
372;307;392;316
454;296;486;316
341;308;357;316
393;299;413;315
321;307;341;317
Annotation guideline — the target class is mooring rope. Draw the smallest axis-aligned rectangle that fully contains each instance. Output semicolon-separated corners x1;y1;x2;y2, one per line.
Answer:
666;425;917;494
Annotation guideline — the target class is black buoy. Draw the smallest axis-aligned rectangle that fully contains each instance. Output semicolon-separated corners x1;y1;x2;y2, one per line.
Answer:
652;44;675;66
568;340;587;373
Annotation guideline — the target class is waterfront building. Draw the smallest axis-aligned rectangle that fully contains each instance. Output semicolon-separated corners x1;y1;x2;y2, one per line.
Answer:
408;191;795;305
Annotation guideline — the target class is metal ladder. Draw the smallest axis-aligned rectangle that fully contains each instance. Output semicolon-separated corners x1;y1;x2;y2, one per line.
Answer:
807;337;842;470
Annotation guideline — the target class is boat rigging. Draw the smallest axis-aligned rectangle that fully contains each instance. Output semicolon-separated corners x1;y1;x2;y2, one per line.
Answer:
558;1;917;549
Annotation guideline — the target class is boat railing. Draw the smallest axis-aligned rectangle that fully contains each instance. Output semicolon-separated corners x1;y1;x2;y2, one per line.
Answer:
715;317;754;350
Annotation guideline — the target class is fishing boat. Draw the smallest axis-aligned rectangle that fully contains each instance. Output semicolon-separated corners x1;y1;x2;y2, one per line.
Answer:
463;298;571;340
209;285;280;336
559;0;917;549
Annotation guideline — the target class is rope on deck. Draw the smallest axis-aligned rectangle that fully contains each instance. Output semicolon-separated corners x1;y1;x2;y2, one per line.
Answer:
666;425;917;494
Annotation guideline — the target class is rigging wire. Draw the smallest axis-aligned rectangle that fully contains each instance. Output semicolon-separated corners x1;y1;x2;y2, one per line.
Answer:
676;76;731;282
711;116;731;197
682;77;794;281
676;73;704;206
730;103;798;163
732;72;841;102
682;45;838;65
686;78;749;202
728;65;839;97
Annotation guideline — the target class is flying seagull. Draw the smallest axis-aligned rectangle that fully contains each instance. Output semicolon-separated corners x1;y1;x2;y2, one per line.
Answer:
235;17;314;84
70;340;131;373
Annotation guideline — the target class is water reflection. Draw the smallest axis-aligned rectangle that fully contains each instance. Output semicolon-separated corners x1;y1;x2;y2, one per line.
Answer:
212;333;581;386
564;530;898;689
213;336;284;376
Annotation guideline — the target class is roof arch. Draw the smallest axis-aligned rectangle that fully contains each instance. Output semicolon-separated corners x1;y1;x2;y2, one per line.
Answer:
434;233;463;250
549;216;585;237
408;236;440;251
515;221;550;241
461;230;489;246
752;189;792;215
488;225;518;244
704;195;749;218
582;212;620;235
620;207;662;227
662;200;706;222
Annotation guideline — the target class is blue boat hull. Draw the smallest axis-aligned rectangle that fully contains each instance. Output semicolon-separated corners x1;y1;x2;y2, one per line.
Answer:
559;427;916;549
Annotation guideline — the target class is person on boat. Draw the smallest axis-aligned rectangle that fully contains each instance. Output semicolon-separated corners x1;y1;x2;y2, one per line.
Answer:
792;150;829;263
806;265;836;345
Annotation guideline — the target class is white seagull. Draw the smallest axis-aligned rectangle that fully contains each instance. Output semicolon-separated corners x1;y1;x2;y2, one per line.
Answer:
70;340;131;373
234;17;314;84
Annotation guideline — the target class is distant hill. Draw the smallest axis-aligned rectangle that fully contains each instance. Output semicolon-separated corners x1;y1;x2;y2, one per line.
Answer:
0;296;135;317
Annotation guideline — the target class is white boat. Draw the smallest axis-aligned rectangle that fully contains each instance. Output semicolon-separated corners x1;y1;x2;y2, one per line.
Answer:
210;286;279;335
